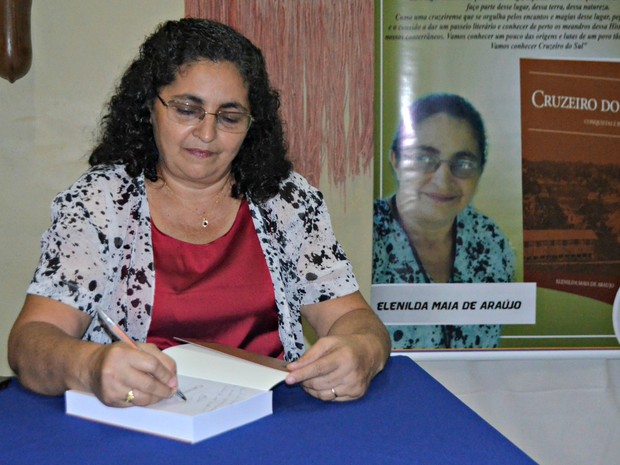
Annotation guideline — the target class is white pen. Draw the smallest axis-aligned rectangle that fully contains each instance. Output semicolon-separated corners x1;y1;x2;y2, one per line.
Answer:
97;307;187;401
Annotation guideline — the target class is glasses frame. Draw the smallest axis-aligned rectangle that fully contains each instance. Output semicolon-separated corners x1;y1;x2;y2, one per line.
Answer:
155;94;253;134
400;151;482;179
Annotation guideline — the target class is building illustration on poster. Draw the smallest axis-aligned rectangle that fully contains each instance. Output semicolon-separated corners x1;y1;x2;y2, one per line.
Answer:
373;0;620;354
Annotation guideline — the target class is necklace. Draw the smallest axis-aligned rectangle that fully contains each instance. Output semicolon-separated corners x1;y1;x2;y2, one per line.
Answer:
162;177;230;228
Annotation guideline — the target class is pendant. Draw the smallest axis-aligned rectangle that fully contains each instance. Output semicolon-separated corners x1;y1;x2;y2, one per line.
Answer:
202;218;209;228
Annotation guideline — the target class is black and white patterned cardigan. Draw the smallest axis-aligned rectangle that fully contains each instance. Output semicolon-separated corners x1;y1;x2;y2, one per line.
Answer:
28;164;358;361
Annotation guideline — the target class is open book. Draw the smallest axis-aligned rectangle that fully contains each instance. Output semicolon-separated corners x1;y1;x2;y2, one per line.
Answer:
65;340;288;443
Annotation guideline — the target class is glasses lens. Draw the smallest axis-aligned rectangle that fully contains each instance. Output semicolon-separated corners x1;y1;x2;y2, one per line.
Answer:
450;159;480;178
217;111;251;133
167;102;203;125
410;153;440;173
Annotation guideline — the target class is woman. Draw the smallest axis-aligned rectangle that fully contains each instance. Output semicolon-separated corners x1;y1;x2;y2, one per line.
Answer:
8;19;389;407
373;93;515;349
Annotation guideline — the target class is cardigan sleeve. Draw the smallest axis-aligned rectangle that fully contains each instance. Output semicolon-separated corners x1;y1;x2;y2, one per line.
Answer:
26;165;155;343
271;173;359;306
27;170;115;318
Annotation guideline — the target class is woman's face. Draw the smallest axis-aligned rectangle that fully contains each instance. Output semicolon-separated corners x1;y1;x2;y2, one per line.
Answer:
151;59;250;187
391;112;482;230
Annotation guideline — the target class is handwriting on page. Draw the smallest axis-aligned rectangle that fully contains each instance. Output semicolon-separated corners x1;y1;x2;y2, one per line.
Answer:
149;376;263;415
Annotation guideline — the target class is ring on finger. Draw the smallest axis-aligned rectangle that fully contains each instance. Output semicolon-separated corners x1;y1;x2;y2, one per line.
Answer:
331;387;338;399
125;389;135;404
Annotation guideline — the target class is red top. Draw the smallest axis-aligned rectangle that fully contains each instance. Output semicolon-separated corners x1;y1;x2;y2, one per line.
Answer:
147;199;283;358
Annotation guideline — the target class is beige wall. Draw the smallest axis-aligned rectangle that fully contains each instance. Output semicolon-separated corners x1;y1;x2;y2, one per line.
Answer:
0;1;185;375
0;1;373;375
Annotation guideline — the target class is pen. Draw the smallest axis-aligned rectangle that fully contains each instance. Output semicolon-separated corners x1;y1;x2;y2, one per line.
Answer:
97;307;187;401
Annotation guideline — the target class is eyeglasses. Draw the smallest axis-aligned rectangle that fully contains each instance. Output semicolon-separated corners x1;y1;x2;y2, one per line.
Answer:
156;94;253;134
401;152;482;179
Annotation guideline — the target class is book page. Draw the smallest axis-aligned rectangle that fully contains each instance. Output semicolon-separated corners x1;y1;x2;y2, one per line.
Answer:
164;344;287;391
149;376;263;414
177;339;288;371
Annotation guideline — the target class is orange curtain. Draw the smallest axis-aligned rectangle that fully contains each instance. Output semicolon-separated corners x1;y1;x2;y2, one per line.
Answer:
185;0;374;189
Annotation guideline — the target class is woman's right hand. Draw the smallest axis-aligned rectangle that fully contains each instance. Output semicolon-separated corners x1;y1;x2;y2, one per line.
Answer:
86;341;179;407
8;295;178;406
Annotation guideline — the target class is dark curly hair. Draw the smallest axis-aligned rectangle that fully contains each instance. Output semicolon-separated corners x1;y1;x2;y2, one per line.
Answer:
391;93;488;170
89;18;291;202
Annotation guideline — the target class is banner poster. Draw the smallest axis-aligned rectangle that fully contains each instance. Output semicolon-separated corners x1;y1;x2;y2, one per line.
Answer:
372;0;620;356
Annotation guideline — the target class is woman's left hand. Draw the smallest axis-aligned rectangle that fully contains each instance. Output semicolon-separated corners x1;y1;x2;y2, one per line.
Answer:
285;333;383;401
285;292;390;401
